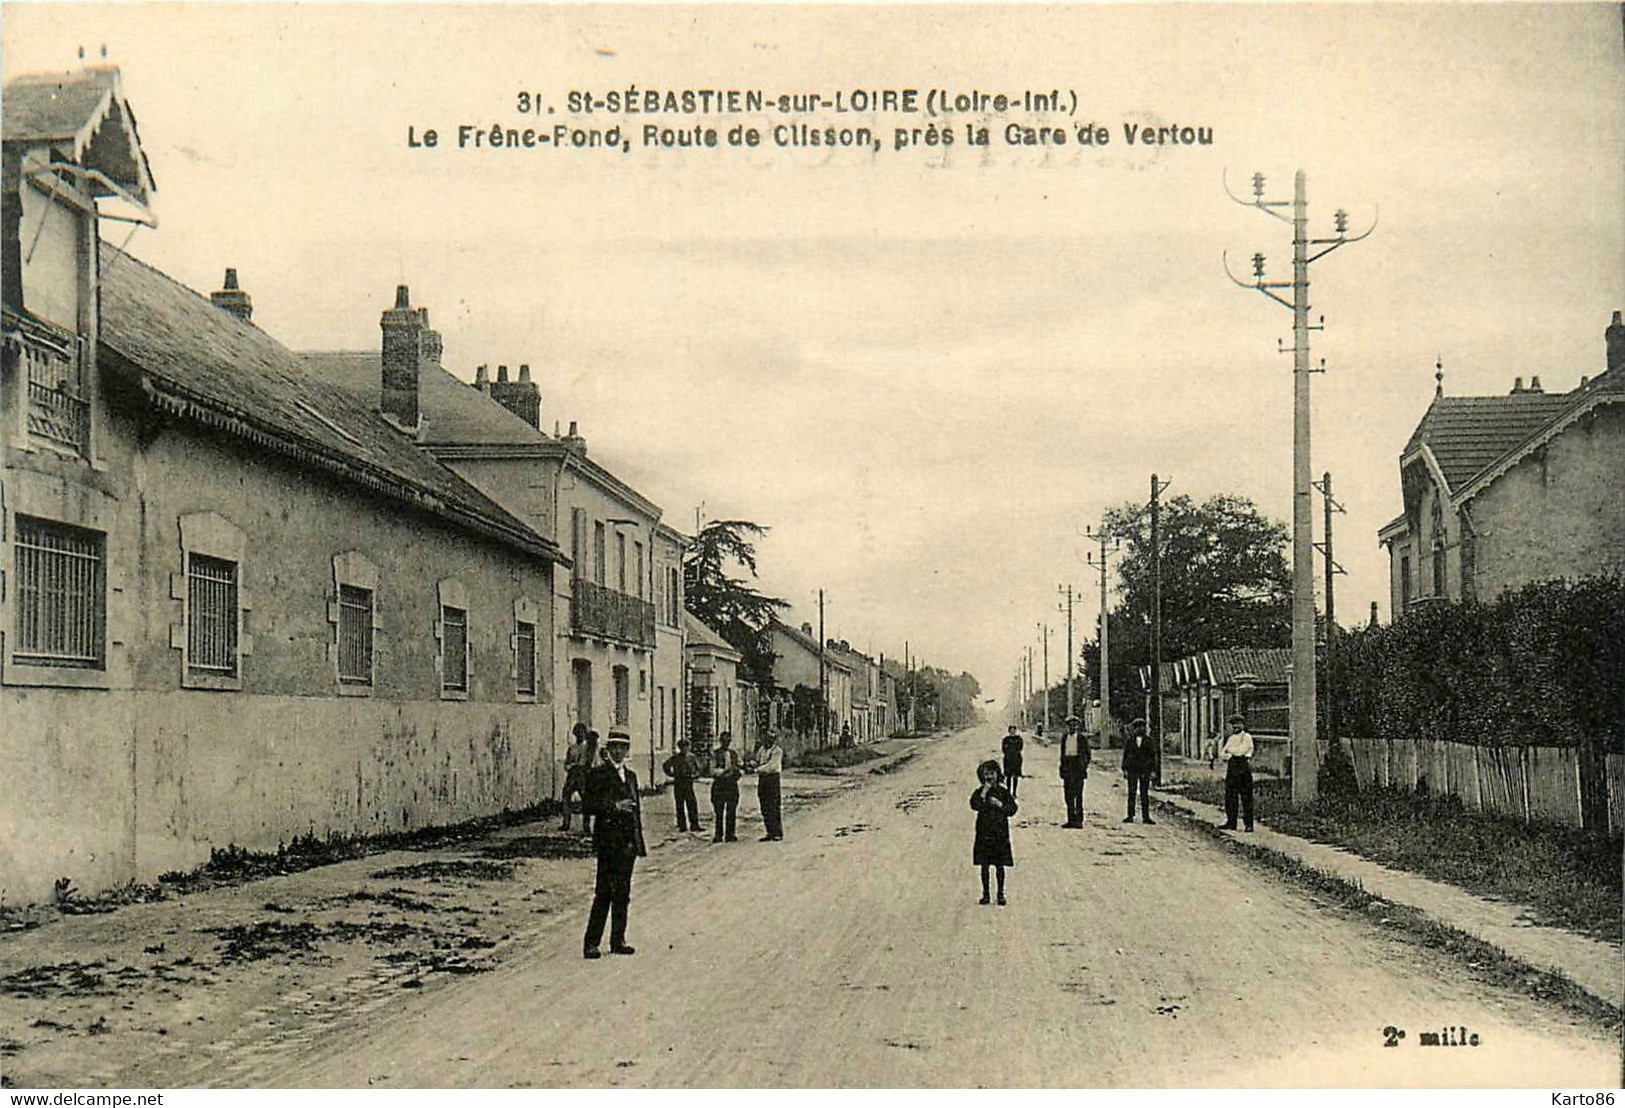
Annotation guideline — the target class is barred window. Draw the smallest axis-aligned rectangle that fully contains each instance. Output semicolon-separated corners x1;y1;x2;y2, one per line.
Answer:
14;516;105;668
338;584;374;685
442;605;468;692
187;553;239;676
515;619;537;696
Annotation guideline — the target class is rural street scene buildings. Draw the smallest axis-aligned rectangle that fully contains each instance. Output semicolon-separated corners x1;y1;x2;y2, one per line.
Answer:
1;4;1622;1093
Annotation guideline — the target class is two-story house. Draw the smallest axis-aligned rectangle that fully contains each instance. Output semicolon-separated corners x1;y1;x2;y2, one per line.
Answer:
304;342;674;785
766;619;851;751
1378;317;1625;614
2;68;566;901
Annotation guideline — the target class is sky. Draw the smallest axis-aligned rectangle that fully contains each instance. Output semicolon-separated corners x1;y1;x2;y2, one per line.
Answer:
5;4;1623;703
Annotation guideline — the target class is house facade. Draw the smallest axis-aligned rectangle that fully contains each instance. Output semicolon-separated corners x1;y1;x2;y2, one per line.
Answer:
684;612;741;754
2;69;566;901
304;341;676;786
1379;320;1625;614
766;619;851;753
652;523;687;766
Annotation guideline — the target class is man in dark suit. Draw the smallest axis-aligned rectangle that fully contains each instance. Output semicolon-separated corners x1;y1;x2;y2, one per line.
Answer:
1058;715;1091;827
1120;718;1156;825
582;731;647;959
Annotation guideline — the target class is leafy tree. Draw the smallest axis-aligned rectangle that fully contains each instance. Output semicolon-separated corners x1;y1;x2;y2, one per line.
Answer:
1082;493;1290;723
683;519;788;687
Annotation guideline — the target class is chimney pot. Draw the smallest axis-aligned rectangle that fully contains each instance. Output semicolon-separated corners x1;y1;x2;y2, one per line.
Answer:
1607;310;1625;376
1529;375;1543;393
380;285;424;432
801;622;813;635
497;365;509;383
474;364;489;386
210;267;253;323
1511;376;1524;394
518;364;531;383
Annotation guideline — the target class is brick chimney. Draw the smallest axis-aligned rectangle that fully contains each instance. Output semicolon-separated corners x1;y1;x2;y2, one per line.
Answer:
1528;375;1543;393
1510;376;1525;394
380;284;426;432
473;364;490;391
489;361;541;428
210;268;252;323
1607;310;1625;376
561;419;587;454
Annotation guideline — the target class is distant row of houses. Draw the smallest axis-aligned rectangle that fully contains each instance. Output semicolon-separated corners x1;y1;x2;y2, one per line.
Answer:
0;66;911;902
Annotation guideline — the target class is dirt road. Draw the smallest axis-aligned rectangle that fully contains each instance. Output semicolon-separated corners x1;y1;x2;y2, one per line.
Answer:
92;724;1625;1087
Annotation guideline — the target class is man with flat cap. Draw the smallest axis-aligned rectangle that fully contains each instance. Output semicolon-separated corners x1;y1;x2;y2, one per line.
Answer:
1058;715;1092;827
582;730;647;958
1214;713;1256;832
1120;718;1156;825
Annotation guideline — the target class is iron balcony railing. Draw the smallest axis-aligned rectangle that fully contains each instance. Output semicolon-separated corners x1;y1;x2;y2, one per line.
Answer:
5;309;90;455
571;577;656;647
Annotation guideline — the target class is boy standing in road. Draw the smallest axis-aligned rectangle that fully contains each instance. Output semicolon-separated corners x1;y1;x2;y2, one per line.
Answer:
1215;713;1256;832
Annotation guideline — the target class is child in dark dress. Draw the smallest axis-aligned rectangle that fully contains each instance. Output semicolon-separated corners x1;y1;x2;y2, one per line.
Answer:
970;759;1017;905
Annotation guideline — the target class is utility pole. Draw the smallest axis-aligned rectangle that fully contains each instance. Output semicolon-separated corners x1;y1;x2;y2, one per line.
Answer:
1085;526;1120;744
1227;168;1374;806
818;588;828;749
1149;474;1172;785
1314;471;1348;746
1038;622;1051;733
1058;584;1077;723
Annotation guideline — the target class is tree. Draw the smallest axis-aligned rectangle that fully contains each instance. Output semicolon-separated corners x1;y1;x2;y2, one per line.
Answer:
683;519;788;688
1082;493;1290;723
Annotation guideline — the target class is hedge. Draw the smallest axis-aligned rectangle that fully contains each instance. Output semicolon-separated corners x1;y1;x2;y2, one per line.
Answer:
1326;574;1624;753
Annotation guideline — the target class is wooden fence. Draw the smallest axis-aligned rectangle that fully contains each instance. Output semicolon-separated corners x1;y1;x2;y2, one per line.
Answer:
1322;738;1623;833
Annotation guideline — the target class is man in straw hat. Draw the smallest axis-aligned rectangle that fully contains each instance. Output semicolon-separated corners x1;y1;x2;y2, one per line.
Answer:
582;730;647;958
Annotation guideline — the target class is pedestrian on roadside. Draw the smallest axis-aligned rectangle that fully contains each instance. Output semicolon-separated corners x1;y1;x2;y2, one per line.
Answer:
1120;718;1156;825
970;759;1017;905
1058;715;1092;827
559;722;591;831
753;731;785;841
1215;713;1256;832
581;731;646;959
840;722;853;748
710;731;742;842
662;738;705;833
1001;724;1024;798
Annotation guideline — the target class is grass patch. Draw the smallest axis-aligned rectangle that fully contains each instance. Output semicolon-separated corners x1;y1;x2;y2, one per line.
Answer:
1156;799;1622;1030
794;746;885;771
1172;778;1622;944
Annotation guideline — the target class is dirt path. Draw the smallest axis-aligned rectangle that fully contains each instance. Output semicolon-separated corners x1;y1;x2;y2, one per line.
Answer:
129;722;1614;1088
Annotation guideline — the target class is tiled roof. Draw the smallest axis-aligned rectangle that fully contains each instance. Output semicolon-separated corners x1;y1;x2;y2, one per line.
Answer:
1203;648;1290;687
3;67;155;205
1402;368;1622;495
2;68;116;143
771;621;853;670
302;352;549;447
683;613;739;657
1403;392;1573;491
97;245;564;563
